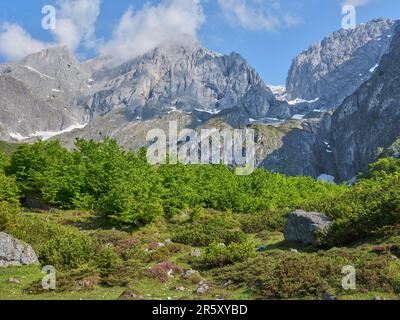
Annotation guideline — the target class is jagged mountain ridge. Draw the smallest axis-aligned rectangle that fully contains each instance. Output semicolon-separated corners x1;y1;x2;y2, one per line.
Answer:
0;43;290;142
286;18;398;111
1;19;400;182
260;22;400;182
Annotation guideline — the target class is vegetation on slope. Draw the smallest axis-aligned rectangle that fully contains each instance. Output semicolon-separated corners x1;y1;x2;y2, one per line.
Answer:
1;139;400;300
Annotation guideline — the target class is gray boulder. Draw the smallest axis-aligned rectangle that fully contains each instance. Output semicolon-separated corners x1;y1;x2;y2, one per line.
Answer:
284;210;332;245
0;232;39;267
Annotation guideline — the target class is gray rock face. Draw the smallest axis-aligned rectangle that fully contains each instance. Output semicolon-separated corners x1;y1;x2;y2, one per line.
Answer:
89;45;284;121
0;232;39;267
328;23;400;180
284;210;332;245
286;18;398;110
0;46;92;141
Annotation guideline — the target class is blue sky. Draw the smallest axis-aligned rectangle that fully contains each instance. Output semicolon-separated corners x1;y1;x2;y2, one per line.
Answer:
0;0;399;85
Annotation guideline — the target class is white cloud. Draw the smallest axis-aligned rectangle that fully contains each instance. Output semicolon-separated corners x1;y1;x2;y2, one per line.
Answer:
53;0;101;50
218;0;299;32
0;0;101;61
100;0;205;66
341;0;371;7
0;23;50;61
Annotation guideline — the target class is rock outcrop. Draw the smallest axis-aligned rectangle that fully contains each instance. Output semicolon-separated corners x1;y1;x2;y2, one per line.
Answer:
286;18;398;110
0;232;39;267
284;210;332;245
327;23;400;180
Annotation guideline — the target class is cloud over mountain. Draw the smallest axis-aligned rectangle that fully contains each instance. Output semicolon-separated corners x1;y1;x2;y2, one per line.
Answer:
0;0;204;63
100;0;205;66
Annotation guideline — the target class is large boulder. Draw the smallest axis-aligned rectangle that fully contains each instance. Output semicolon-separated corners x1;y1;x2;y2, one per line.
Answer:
284;210;332;245
0;232;39;267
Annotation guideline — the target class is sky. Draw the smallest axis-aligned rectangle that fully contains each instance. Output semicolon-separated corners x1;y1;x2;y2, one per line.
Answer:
0;0;399;85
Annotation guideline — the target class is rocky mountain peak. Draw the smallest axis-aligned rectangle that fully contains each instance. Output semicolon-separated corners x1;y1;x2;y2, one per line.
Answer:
286;18;398;109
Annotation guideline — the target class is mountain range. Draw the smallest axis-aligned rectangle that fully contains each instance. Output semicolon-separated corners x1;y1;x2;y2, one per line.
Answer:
0;17;399;182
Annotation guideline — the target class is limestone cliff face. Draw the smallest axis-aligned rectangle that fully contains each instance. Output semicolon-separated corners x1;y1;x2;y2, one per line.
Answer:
89;45;287;121
259;23;400;181
329;24;400;180
1;20;400;182
286;18;398;110
0;46;92;140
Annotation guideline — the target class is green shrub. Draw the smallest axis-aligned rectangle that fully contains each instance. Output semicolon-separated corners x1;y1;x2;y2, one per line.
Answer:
0;172;19;204
94;246;123;276
316;173;400;247
213;252;350;299
40;232;96;270
240;211;287;233
201;241;256;268
0;151;10;172
358;255;400;293
172;215;245;246
26;265;101;294
103;260;147;287
0;201;19;231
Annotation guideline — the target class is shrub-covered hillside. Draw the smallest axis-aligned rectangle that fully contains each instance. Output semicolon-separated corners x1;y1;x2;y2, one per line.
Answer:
1;139;400;300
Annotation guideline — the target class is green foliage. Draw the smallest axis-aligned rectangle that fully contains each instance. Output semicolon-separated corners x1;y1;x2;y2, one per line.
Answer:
172;215;245;246
313;165;400;246
240;211;287;233
360;157;400;180
4;211;96;270
0;151;10;172
0;201;19;231
0;172;19;204
2;138;346;228
40;232;96;270
94;246;123;276
213;252;350;299
8;141;87;209
201;241;256;267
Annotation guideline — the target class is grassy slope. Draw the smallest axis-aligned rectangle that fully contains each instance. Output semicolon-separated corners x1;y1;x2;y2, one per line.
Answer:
1;210;400;300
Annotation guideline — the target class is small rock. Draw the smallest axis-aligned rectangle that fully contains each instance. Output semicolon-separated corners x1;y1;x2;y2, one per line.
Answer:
8;278;20;284
290;249;299;254
197;283;210;294
165;239;173;244
190;249;201;257
374;296;383;301
167;269;174;278
176;286;187;292
391;255;399;261
217;243;226;248
257;245;266;252
184;269;198;278
157;242;165;247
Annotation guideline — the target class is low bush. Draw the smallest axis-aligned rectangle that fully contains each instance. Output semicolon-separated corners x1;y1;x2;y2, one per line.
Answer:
172;216;245;246
212;252;350;299
147;261;184;283
0;172;19;205
240;211;287;234
26;265;101;294
315;173;400;247
201;241;256;268
0;201;19;231
103;260;147;287
40;232;96;270
94;246;123;276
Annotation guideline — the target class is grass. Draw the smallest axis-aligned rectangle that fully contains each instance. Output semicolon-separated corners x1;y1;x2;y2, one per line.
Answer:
0;266;125;300
1;209;400;300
